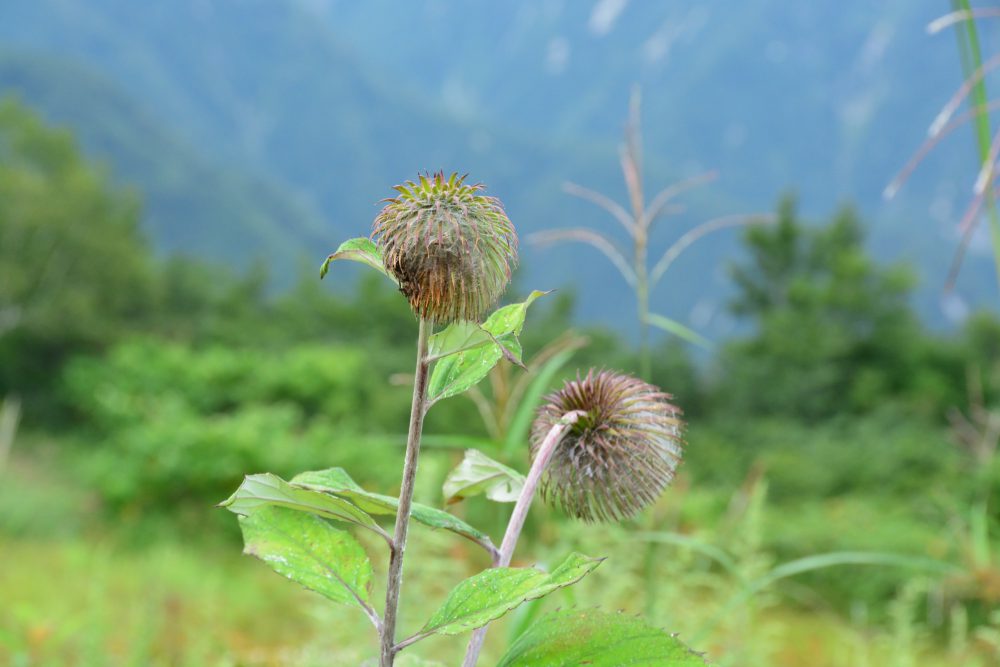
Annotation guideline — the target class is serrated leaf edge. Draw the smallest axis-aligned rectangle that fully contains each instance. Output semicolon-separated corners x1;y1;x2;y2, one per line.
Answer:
498;606;715;666
238;511;381;630
397;555;604;650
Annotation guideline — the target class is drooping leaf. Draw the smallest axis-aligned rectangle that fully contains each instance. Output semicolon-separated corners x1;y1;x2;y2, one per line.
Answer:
238;506;374;609
645;312;712;349
497;608;711;667
409;553;602;642
499;336;523;366
219;473;384;537
290;468;497;557
427;291;547;402
442;449;525;504
320;237;397;284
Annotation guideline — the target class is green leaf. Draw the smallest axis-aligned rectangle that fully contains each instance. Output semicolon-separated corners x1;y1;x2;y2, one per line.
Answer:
219;473;384;538
428;321;493;359
427;340;504;403
412;553;602;641
320;237;397;284
442;449;525;504
427;291;548;403
497;608;711;667
500;335;523;365
238;506;374;609
428;322;522;367
289;467;364;492
505;597;546;650
290;468;498;557
482;290;549;337
645;312;712;349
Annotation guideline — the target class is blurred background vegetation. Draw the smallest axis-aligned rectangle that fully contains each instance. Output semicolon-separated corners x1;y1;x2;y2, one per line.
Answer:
2;2;1000;666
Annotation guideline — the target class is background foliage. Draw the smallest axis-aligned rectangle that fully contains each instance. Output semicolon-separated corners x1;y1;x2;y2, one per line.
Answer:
3;99;1000;666
2;6;1000;665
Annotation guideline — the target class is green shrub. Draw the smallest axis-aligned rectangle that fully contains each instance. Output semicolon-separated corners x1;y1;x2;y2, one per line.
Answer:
62;339;412;511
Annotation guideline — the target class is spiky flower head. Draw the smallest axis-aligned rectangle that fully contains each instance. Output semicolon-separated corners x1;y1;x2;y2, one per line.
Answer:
531;369;684;523
371;172;518;324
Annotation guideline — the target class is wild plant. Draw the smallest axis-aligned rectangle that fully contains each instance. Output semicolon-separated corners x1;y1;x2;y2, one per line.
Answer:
631;470;961;666
531;87;770;377
220;172;710;665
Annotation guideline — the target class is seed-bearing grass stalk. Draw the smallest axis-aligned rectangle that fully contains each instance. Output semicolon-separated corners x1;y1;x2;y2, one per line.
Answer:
888;3;1000;296
380;317;431;667
532;86;770;377
951;0;1000;295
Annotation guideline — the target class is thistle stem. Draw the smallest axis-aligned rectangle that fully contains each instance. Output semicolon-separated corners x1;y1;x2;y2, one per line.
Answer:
637;271;651;380
461;410;583;667
380;318;431;667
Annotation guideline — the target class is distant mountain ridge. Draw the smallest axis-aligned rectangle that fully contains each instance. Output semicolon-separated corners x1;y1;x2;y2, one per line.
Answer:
0;0;995;332
0;49;330;274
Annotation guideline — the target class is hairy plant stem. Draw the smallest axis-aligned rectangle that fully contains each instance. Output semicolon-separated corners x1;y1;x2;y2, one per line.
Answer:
461;410;583;667
380;318;431;667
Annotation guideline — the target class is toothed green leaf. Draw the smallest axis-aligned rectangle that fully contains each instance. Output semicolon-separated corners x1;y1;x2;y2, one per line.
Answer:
427;291;547;402
238;506;373;609
413;553;602;639
290;467;497;557
498;608;712;666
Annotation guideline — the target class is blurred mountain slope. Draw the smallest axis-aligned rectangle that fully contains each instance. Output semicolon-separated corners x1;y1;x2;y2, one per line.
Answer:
321;1;955;202
0;49;329;273
0;0;994;326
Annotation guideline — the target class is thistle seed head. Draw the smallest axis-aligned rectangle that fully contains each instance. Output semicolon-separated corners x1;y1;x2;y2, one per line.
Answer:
531;369;684;523
372;172;518;324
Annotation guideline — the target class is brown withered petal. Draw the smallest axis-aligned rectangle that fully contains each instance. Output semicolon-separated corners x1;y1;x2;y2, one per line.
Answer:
372;172;518;324
531;369;684;523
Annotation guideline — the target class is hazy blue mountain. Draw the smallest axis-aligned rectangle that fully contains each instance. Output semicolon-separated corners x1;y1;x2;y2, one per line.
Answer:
0;50;330;274
0;0;995;334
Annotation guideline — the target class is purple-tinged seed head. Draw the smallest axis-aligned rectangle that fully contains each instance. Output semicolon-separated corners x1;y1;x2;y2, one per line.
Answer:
531;369;685;523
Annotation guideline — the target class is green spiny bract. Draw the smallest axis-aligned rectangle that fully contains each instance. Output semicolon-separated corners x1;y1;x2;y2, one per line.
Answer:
372;172;518;325
531;369;685;523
